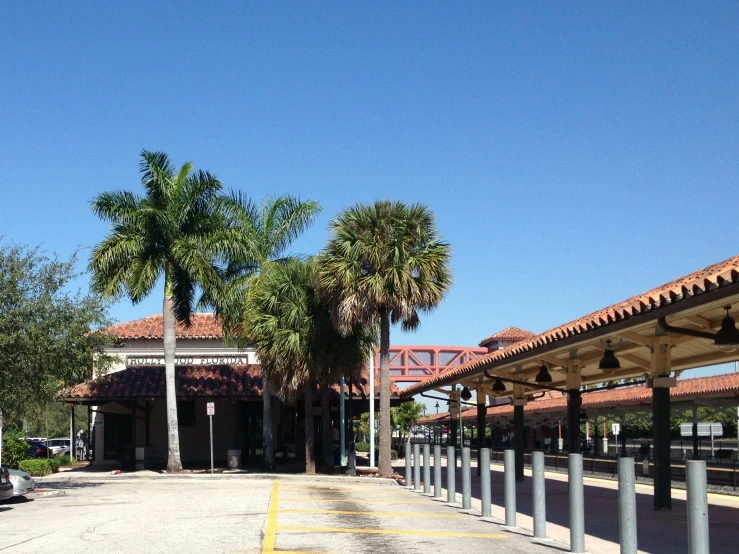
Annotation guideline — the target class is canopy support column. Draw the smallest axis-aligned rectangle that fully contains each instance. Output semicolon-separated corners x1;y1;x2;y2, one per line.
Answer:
692;404;699;458
567;389;581;454
513;384;526;482
449;390;459;461
566;359;583;455
651;334;674;511
476;390;486;476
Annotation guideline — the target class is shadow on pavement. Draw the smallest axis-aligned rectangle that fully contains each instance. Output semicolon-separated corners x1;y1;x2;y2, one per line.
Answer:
412;462;738;554
39;480;105;490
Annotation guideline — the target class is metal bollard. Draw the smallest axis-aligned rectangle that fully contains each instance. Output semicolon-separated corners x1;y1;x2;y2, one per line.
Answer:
504;449;516;527
480;447;491;517
447;446;456;503
434;444;442;498
423;443;431;494
686;460;709;554
532;451;546;539
462;446;471;509
413;443;421;491
569;453;585;553
405;442;412;488
618;457;637;554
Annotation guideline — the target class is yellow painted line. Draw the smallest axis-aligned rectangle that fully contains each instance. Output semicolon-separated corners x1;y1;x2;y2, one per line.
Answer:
280;485;392;491
262;480;279;554
567;474;739;503
280;509;464;518
278;498;431;504
280;490;405;496
277;525;509;539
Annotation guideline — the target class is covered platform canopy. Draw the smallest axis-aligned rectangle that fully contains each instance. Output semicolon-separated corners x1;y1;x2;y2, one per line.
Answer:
419;372;739;458
401;252;739;509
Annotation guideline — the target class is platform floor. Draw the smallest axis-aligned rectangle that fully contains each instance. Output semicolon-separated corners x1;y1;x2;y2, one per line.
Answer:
393;454;739;554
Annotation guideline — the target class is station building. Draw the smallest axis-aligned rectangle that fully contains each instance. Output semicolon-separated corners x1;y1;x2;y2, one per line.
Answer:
60;314;387;469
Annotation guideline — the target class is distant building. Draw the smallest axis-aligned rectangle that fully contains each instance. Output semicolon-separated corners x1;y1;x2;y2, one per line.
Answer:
478;326;536;351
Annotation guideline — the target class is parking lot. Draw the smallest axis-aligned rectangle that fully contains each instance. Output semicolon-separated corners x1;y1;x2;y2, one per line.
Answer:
0;473;561;554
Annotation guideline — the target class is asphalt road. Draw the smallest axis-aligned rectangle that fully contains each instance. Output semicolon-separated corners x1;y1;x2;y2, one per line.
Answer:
0;474;563;554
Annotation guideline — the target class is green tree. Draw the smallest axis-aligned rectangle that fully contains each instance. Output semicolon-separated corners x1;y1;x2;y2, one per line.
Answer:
89;150;237;472
393;401;425;445
210;194;321;469
318;201;452;476
242;258;371;474
0;242;113;463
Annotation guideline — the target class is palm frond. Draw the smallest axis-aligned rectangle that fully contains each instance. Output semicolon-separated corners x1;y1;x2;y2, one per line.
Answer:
90;190;143;225
139;150;175;204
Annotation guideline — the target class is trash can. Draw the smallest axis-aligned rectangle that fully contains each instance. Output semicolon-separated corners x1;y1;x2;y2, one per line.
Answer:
227;449;242;469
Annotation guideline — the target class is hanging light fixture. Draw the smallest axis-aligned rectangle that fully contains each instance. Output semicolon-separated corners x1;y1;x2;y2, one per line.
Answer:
714;306;739;353
535;364;552;383
460;386;472;401
599;339;620;372
492;377;506;393
659;306;739;354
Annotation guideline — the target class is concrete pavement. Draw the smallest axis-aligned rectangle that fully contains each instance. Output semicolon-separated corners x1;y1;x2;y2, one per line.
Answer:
0;472;564;554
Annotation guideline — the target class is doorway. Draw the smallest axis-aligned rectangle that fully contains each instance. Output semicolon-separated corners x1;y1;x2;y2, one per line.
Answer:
239;401;263;465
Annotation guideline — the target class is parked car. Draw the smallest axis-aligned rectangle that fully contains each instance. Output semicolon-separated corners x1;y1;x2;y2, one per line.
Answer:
0;468;13;503
25;440;51;459
6;468;35;497
46;438;71;457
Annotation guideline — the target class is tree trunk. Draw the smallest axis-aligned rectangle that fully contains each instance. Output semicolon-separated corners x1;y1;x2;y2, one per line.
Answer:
378;308;392;476
304;379;316;474
321;384;333;469
163;296;183;472
262;376;275;469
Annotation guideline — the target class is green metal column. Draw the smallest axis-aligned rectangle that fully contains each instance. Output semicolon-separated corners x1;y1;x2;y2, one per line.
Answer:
653;386;672;510
514;404;524;482
477;401;486;476
568;389;581;454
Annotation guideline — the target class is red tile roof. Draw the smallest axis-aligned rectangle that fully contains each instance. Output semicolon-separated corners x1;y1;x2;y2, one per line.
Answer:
420;373;739;423
403;253;739;397
59;365;398;401
60;365;262;400
479;326;537;347
103;314;223;340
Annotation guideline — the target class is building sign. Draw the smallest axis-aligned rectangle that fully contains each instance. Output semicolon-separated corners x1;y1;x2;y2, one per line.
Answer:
126;354;250;366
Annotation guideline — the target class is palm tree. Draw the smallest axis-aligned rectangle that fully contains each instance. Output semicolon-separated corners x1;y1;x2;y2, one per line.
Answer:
394;401;425;446
243;258;371;474
89;150;236;472
210;194;321;469
318;201;452;476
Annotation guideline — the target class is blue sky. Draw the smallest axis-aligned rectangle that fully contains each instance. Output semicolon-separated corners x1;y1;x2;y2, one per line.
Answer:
2;3;738;377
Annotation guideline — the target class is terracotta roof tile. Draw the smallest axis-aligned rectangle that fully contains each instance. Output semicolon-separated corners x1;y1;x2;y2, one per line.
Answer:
103;313;223;340
60;365;262;400
479;326;537;347
419;373;739;422
60;365;399;401
403;253;739;397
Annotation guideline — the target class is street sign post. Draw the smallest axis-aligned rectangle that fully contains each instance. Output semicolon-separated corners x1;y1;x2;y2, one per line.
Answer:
612;423;620;436
207;402;215;474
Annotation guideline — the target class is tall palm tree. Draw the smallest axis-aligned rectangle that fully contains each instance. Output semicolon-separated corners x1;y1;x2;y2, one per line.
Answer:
89;150;236;472
210;194;321;469
318;201;452;476
243;258;371;474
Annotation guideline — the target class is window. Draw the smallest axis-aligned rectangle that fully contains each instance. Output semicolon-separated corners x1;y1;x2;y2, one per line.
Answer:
177;401;196;427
